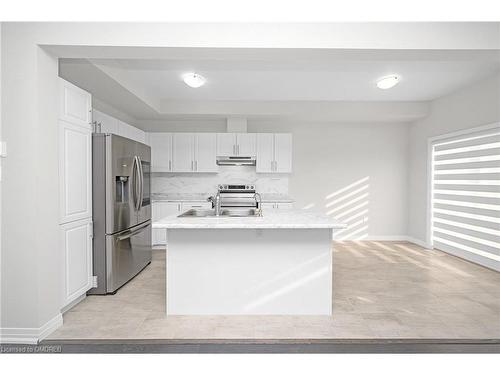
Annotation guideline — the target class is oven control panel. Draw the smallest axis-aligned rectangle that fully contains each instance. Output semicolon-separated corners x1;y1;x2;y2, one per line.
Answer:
218;184;255;192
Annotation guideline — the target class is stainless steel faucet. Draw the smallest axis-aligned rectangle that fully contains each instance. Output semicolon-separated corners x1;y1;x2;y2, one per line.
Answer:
254;193;262;216
207;191;222;216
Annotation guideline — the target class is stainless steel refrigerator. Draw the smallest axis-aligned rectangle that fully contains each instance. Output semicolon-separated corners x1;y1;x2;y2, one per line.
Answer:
90;133;152;294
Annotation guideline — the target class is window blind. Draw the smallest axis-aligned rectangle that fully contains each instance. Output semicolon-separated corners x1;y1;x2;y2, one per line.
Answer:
431;125;500;271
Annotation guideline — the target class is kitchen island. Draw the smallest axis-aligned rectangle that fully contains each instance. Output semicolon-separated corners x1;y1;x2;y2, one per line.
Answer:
153;210;346;315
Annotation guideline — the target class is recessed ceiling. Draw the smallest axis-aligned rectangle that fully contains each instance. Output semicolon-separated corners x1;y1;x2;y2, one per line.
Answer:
59;48;500;122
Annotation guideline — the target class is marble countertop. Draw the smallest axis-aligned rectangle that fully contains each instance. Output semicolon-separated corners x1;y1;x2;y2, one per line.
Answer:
152;193;209;202
152;193;294;203
153;209;346;229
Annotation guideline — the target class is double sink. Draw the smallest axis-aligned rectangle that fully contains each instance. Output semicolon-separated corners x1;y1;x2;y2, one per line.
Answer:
178;208;262;218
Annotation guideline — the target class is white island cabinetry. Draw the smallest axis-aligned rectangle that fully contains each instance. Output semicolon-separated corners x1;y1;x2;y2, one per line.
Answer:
154;210;345;315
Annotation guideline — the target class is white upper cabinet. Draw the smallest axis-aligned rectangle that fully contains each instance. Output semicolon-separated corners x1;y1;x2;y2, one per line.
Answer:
195;133;218;172
172;133;217;173
172;133;195;172
256;133;275;173
256;133;292;173
92;109;118;134
274;133;293;173
217;133;237;156
150;133;173;172
59;79;92;128
59;79;92;224
236;133;256;156
216;133;256;156
59;120;93;223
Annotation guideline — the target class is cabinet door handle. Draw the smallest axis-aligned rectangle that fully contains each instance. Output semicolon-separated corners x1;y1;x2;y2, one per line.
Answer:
233;144;236;155
195;160;198;171
237;144;239;155
191;160;194;171
168;160;172;171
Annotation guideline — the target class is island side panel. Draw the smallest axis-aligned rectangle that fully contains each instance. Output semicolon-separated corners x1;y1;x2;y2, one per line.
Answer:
166;228;333;315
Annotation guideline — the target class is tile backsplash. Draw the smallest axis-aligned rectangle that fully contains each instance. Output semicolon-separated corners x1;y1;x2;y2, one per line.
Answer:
152;166;289;195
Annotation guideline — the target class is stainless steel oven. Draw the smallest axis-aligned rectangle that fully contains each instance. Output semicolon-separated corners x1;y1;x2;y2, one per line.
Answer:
218;184;257;208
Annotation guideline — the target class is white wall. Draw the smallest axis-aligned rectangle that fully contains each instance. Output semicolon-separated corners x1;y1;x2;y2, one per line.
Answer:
1;26;61;337
408;73;500;244
250;121;410;239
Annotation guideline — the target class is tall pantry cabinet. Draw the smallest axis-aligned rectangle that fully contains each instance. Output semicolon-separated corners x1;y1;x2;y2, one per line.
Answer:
59;78;94;309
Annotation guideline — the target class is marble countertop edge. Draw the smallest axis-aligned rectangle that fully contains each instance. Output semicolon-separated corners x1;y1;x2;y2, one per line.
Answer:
152;210;346;230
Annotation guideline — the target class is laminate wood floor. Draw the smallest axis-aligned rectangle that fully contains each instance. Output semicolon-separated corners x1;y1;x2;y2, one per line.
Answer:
48;241;500;340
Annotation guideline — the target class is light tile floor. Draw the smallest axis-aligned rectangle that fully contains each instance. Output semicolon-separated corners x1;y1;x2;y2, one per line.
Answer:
48;241;500;340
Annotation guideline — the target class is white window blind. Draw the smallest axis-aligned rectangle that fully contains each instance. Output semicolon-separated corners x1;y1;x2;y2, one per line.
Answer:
431;125;500;271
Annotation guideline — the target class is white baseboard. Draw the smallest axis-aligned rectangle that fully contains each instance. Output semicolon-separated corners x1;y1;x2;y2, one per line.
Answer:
405;236;432;249
362;236;410;242
0;313;63;344
333;235;432;249
61;293;86;314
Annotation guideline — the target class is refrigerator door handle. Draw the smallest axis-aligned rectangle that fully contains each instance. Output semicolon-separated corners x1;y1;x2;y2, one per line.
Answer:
138;156;144;211
132;156;141;211
116;221;150;241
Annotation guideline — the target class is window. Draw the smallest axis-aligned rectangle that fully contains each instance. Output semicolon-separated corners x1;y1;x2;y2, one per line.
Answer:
430;124;500;271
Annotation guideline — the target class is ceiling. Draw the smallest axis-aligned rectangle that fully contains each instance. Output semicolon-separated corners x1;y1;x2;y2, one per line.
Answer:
59;49;500;123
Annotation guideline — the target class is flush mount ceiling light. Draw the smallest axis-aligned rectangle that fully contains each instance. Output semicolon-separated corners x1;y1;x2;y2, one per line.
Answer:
182;72;206;88
376;74;401;89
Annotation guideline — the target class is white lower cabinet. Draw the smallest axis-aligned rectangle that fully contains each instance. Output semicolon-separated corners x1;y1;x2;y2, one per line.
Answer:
181;201;212;210
152;202;182;246
61;218;93;307
262;202;294;211
152;201;212;246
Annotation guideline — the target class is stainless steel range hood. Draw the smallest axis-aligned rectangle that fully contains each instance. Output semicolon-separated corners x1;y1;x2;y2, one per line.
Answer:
216;156;256;166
